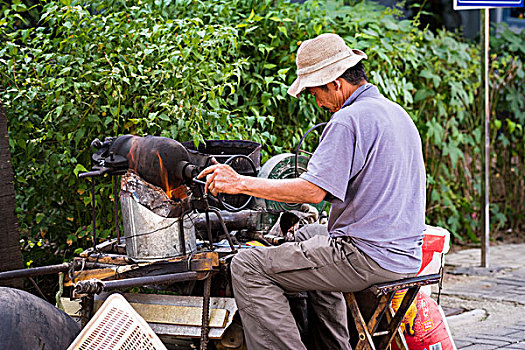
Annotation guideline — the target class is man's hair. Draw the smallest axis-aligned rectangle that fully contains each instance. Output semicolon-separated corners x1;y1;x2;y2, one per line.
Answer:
340;62;368;85
320;61;368;91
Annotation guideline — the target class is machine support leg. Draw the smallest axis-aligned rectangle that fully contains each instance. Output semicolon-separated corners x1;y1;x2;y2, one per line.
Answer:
80;295;94;328
113;175;120;242
200;274;212;350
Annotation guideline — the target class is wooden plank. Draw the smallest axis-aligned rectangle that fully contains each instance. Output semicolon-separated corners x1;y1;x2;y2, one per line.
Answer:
64;268;119;287
84;253;135;265
167;252;220;268
63;297;229;328
64;295;238;339
93;300;227;328
128;302;228;328
64;265;138;286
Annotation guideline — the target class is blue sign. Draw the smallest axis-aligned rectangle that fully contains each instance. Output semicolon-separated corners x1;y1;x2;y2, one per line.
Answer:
455;0;523;7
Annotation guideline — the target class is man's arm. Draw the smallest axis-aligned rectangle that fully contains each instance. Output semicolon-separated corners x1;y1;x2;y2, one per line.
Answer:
197;163;327;204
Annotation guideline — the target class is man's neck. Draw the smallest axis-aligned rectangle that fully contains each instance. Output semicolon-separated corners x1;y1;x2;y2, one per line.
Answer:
343;80;368;101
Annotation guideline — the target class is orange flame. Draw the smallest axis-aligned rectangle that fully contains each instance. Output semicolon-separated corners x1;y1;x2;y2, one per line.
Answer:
128;141;137;170
156;151;174;199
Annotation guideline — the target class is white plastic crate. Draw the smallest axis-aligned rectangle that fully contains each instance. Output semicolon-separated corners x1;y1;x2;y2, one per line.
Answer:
68;293;167;350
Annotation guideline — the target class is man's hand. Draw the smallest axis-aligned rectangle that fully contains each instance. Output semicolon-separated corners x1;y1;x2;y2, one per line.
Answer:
198;161;326;203
197;163;244;196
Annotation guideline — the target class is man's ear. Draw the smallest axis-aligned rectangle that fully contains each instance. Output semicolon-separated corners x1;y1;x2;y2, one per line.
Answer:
333;79;342;90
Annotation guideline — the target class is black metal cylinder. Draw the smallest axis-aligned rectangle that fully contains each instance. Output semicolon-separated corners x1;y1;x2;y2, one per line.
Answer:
0;263;70;281
101;271;201;291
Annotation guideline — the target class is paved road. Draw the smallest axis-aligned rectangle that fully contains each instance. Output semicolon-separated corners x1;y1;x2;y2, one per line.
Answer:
441;243;525;349
454;321;525;349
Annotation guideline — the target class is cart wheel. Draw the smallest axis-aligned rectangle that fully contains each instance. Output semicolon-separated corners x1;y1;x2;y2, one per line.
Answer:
0;287;81;350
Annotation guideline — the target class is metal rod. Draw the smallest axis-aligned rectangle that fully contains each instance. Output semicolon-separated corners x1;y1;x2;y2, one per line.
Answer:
80;295;94;328
482;8;490;268
101;271;201;290
208;208;237;253
91;176;97;250
0;263;70;280
28;276;48;302
179;212;187;256
205;210;214;251
200;274;212;350
113;175;120;242
89;140;99;251
294;122;327;177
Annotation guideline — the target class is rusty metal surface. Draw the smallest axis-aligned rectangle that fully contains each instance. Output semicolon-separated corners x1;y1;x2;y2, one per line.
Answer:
200;274;212;350
73;271;206;296
370;273;441;295
83;252;135;265
346;276;434;350
80;295;94;328
65;252;219;288
365;293;391;336
65;267;125;287
345;292;375;350
103;272;204;291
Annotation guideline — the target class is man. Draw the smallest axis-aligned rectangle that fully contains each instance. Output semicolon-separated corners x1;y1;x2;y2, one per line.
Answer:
198;33;426;349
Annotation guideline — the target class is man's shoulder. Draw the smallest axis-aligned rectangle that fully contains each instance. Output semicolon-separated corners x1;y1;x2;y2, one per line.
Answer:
330;95;391;127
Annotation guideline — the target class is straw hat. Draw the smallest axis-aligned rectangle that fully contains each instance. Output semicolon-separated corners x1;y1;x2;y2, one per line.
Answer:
287;33;367;98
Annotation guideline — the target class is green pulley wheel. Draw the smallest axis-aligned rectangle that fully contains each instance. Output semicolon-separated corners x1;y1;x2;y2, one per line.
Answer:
256;153;326;213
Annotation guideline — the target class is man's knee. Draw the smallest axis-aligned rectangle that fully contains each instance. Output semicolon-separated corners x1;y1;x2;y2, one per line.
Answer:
295;223;329;242
230;249;261;285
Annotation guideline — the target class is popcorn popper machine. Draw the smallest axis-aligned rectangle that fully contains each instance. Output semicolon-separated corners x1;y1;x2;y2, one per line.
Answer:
67;134;325;349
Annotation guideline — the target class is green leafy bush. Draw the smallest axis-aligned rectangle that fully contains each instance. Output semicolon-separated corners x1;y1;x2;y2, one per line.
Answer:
1;0;523;265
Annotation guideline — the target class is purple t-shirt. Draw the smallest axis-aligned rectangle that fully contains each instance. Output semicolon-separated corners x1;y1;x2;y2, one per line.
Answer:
300;84;425;274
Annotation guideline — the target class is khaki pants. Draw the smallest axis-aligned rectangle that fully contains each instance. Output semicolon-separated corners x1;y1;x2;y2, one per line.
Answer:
230;224;413;350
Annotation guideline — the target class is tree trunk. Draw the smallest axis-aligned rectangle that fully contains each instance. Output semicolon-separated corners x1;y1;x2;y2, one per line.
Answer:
0;104;24;288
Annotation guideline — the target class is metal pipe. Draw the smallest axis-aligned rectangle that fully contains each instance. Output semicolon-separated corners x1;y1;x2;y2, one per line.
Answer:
0;263;71;280
200;274;212;350
89;139;101;251
204;207;214;251
208;207;237;253
178;212;187;256
193;210;260;232
113;175;120;242
102;271;202;291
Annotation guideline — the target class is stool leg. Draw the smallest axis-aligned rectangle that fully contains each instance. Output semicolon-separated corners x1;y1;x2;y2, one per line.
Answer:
386;306;408;350
377;286;419;350
345;293;376;350
365;293;391;335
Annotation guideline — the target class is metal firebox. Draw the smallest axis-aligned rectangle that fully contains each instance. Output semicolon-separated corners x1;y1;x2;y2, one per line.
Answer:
120;194;197;260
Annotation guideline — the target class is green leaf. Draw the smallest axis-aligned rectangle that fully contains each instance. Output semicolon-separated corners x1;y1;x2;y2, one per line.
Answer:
74;164;88;177
313;23;322;35
414;89;434;102
35;213;45;224
247;9;255;21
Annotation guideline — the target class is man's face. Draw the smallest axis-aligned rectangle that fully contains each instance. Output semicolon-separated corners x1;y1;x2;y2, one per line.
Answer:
306;81;345;113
